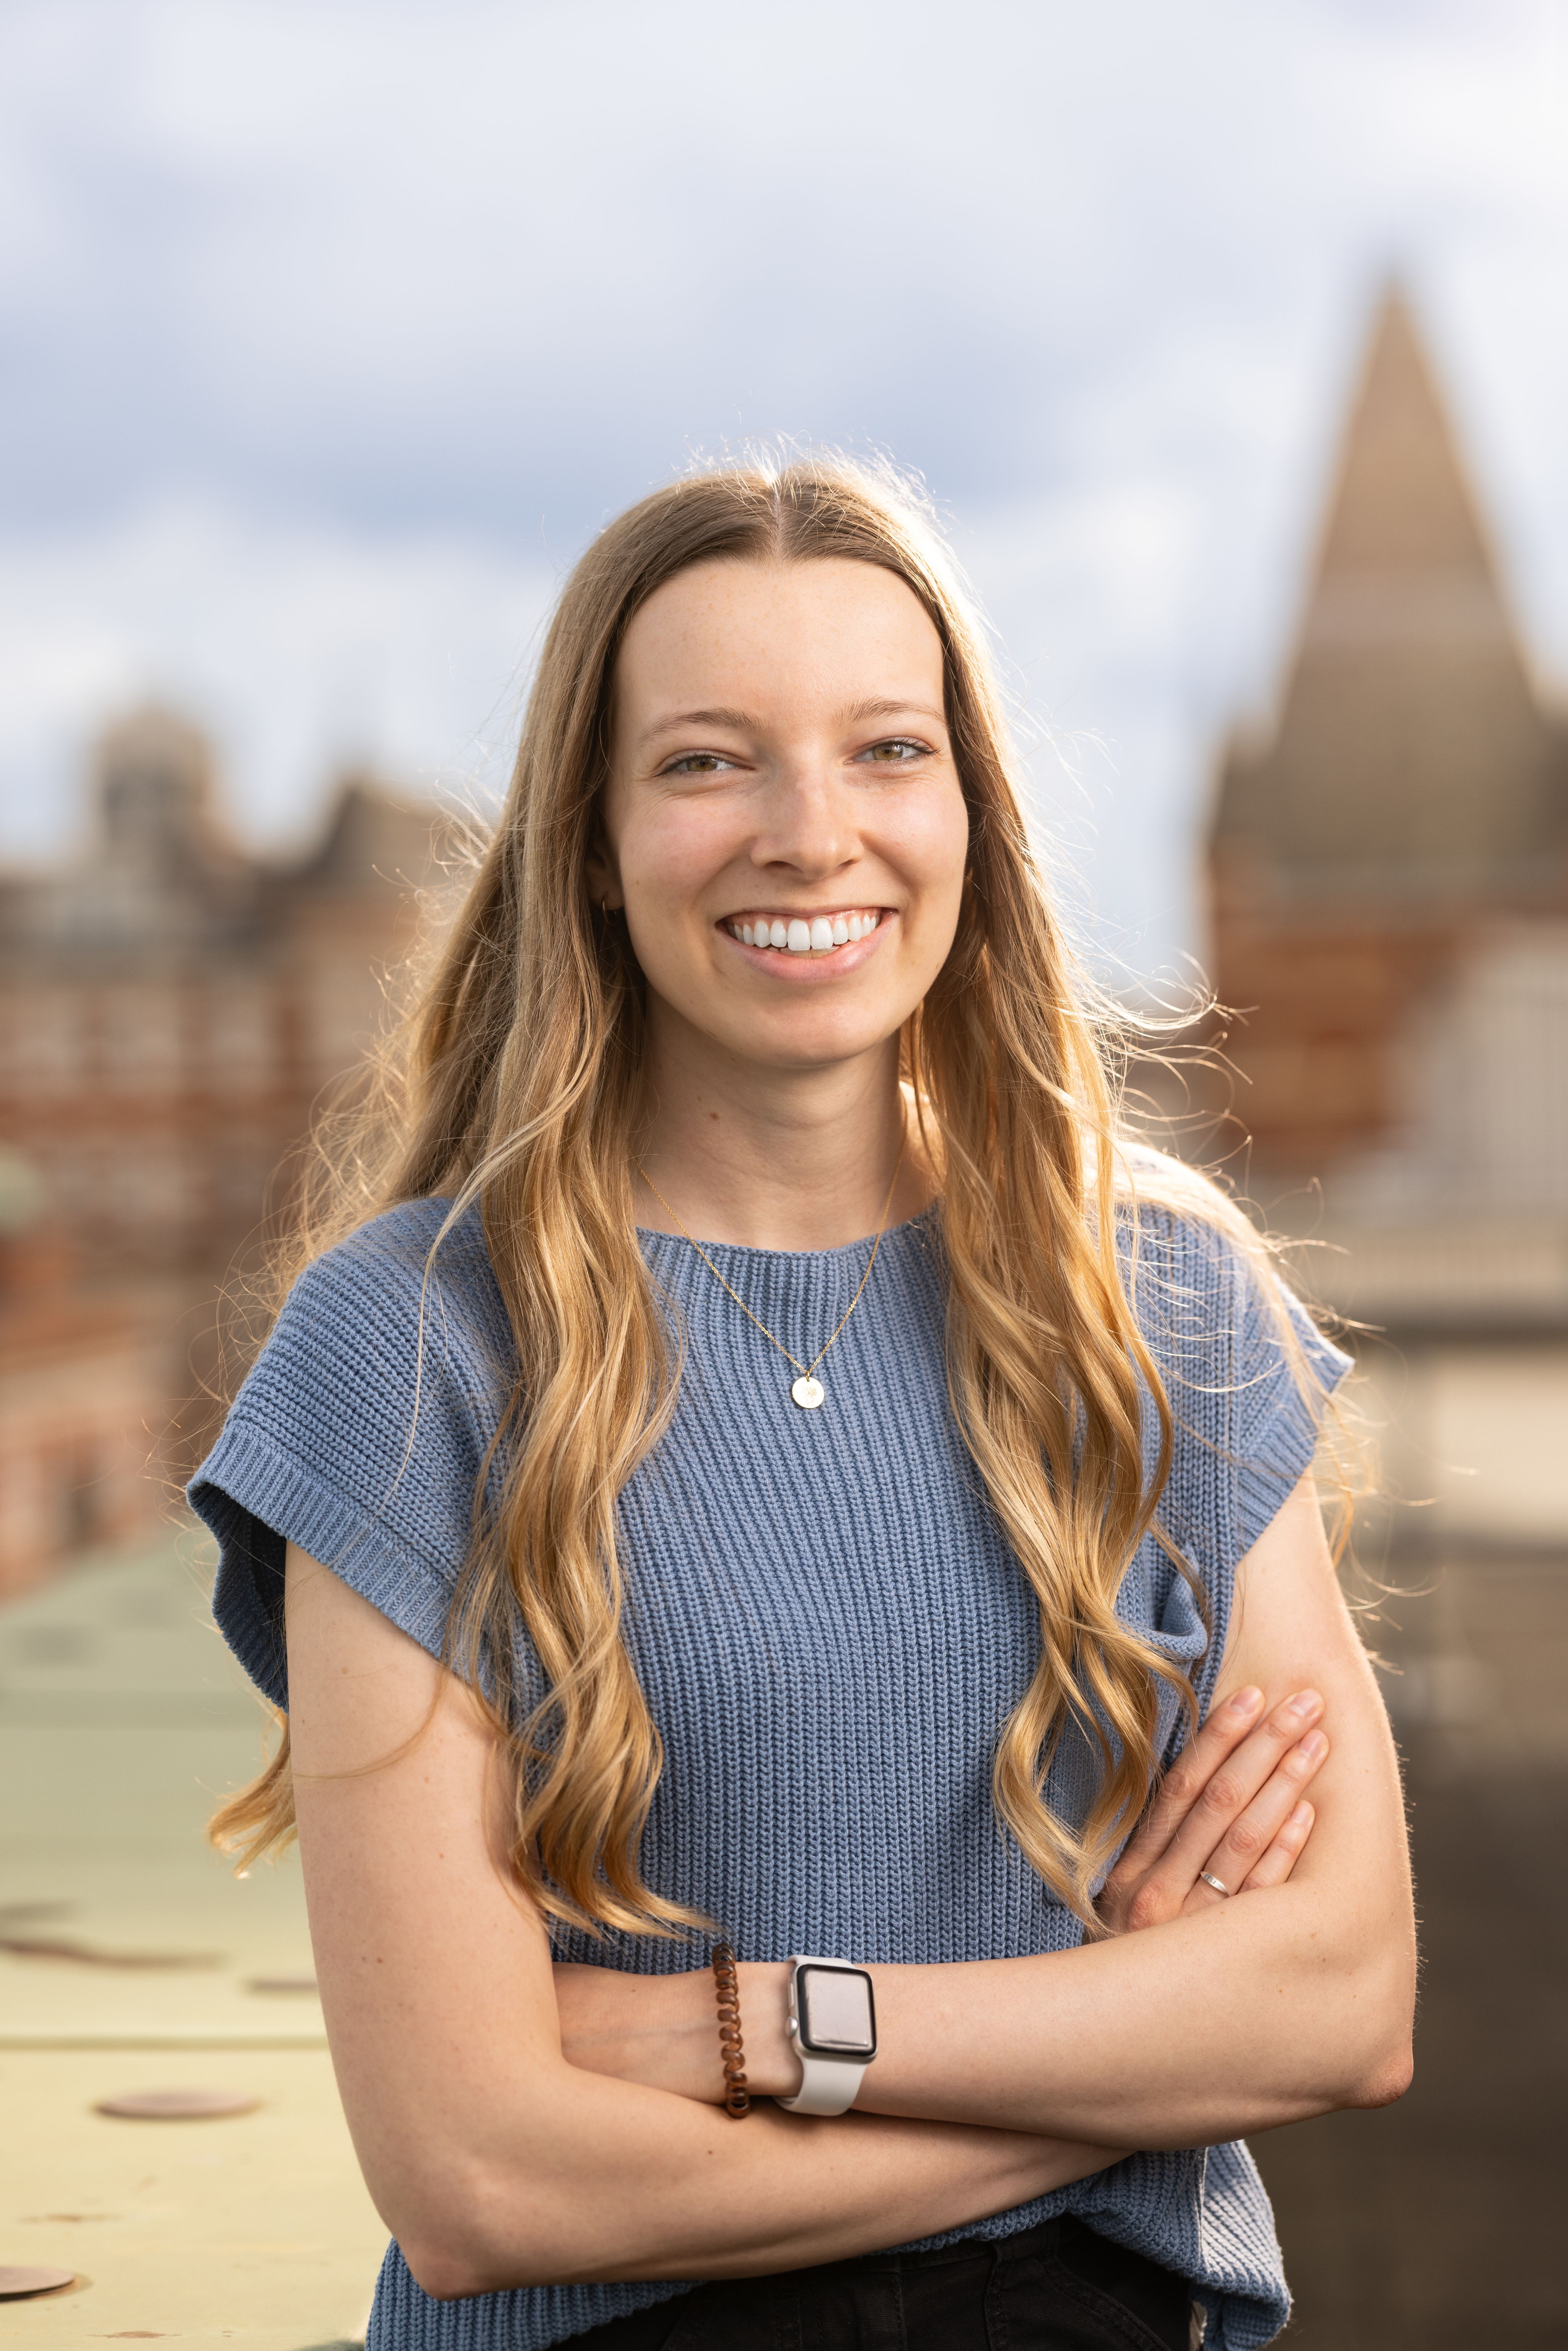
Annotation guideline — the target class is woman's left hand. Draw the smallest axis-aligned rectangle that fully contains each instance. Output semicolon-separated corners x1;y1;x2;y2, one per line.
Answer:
1095;1683;1328;1936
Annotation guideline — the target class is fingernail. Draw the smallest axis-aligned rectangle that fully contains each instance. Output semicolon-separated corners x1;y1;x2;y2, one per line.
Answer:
1286;1689;1323;1719
1290;1802;1314;1827
1296;1729;1328;1762
1228;1687;1264;1717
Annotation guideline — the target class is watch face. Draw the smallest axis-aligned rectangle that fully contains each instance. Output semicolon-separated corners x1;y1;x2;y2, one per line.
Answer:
797;1964;877;2057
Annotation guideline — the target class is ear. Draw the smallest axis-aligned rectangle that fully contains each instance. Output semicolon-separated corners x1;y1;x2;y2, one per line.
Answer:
582;819;622;913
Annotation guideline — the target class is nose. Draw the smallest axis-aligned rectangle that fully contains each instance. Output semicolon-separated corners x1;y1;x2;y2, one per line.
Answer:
750;761;859;879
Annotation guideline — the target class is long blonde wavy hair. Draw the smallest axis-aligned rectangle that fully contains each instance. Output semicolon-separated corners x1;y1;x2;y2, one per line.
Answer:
212;454;1320;1931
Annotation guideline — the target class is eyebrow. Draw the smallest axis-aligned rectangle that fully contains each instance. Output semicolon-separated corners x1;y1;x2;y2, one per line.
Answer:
640;706;760;741
639;696;946;746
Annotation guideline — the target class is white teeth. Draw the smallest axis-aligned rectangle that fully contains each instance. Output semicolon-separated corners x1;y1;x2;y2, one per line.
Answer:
730;910;881;952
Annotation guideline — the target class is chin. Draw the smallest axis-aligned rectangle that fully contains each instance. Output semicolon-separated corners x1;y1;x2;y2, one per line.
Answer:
728;1010;900;1070
752;1025;893;1072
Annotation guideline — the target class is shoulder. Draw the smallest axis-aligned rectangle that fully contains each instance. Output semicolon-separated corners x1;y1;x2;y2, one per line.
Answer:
274;1197;511;1385
1109;1148;1352;1582
191;1198;512;1707
1111;1145;1348;1394
293;1194;494;1309
214;1193;514;1534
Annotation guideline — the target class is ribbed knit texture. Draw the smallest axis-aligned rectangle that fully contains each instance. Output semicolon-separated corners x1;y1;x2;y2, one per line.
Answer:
191;1194;1348;2351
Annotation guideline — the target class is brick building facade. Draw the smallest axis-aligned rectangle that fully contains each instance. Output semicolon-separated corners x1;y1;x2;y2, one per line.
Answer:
0;707;449;1592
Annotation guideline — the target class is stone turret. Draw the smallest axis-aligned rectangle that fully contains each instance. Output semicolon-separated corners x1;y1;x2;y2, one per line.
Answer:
1207;289;1568;1177
96;706;220;877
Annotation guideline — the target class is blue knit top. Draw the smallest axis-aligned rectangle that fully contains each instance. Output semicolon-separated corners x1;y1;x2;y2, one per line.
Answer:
190;1191;1348;2351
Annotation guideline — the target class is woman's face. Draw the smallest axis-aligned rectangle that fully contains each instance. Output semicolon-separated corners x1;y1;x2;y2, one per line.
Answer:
596;557;970;1081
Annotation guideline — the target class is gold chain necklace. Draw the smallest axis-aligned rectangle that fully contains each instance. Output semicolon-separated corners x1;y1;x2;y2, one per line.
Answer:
634;1141;906;1410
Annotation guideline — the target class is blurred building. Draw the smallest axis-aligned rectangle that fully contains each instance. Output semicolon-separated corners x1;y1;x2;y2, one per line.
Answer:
0;707;450;1592
1208;290;1568;1550
0;1150;161;1585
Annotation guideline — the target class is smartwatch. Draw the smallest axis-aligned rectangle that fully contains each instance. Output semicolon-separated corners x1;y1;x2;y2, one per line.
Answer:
777;1955;877;2116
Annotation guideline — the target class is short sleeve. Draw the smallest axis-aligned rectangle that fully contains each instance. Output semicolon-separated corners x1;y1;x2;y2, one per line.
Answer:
1123;1198;1355;1744
1227;1247;1353;1562
187;1200;513;1710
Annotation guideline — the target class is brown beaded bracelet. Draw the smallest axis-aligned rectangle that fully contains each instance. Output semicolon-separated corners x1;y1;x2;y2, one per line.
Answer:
710;1940;751;2117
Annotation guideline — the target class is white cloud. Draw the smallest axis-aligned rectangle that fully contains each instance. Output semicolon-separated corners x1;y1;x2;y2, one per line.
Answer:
2;0;1567;981
0;503;554;860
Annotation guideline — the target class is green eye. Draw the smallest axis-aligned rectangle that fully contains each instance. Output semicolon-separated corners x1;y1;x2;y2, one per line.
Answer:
864;738;926;762
667;752;734;775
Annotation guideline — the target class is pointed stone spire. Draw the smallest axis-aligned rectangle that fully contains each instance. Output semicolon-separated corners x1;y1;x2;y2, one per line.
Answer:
1213;286;1566;903
1314;287;1494;582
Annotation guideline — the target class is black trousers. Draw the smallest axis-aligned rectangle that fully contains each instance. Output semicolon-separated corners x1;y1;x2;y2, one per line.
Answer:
572;2217;1196;2350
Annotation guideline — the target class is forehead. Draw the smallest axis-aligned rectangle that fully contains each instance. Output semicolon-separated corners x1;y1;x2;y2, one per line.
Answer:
613;557;944;719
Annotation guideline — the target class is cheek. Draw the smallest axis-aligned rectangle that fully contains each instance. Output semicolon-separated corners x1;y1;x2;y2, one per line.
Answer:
620;801;737;907
897;785;970;907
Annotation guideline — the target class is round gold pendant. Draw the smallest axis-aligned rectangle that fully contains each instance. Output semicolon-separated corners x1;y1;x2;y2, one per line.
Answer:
790;1375;825;1411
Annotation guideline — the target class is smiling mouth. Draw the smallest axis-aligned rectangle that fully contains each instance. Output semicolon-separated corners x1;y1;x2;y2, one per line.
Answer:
722;909;884;956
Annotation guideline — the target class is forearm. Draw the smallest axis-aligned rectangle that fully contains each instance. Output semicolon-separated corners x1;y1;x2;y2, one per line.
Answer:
851;1882;1414;2144
561;1872;1412;2152
398;2060;1121;2298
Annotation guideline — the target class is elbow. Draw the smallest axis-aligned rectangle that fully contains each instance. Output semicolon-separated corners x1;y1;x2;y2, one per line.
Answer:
394;2164;562;2300
397;2165;603;2299
1316;1906;1416;2114
1344;2034;1414;2112
397;2191;508;2301
403;2239;495;2302
402;2228;560;2302
1334;1947;1417;2112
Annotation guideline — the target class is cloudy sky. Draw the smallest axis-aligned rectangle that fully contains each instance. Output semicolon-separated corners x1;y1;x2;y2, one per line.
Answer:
3;0;1567;982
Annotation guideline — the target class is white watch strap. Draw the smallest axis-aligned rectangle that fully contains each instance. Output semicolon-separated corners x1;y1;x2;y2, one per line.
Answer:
778;2050;866;2116
778;1954;874;2116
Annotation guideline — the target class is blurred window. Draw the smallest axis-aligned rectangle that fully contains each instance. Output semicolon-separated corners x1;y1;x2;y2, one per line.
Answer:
101;987;183;1095
115;1150;191;1232
206;990;277;1095
2;990;82;1098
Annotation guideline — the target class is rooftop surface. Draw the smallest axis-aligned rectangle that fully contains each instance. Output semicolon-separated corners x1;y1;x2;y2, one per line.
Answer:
0;1532;384;2346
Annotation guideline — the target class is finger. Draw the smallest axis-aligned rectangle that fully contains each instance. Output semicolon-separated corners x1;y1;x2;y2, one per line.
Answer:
1240;1799;1315;1892
1188;1727;1328;1901
1101;1685;1324;1928
1113;1689;1325;1924
1098;1687;1266;1927
1192;1798;1316;1909
1156;1689;1324;1885
1181;1723;1327;1910
1113;1685;1267;1874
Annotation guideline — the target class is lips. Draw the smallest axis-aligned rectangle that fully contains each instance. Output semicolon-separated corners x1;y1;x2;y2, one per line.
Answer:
723;910;883;955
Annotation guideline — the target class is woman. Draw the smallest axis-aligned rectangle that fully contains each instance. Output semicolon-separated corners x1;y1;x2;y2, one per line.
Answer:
193;459;1414;2351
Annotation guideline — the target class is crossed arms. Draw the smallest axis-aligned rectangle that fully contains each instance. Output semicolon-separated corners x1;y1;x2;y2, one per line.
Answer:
283;1480;1414;2299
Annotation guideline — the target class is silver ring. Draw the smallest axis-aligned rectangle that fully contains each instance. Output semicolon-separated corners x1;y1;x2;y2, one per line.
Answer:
1199;1871;1232;1897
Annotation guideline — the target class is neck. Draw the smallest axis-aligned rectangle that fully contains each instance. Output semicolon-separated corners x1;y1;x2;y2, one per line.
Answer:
632;1011;934;1250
